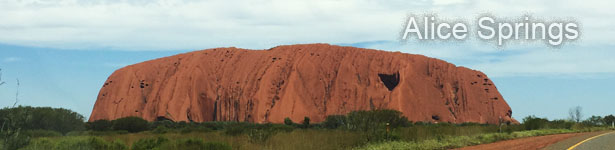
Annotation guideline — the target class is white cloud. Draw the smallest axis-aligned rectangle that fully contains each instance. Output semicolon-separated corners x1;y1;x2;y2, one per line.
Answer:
0;0;411;50
348;40;615;78
0;0;611;51
1;0;614;77
471;46;615;78
433;0;467;5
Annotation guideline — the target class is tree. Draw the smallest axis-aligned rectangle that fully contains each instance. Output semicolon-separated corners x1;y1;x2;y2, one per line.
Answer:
604;115;615;126
302;117;310;128
283;117;293;126
569;106;583;123
582;115;604;126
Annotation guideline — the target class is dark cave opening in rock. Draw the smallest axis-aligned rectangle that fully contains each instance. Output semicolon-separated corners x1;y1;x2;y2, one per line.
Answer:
156;116;172;122
378;72;400;91
432;115;440;121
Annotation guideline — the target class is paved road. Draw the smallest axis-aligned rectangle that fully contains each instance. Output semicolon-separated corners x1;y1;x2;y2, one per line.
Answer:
454;131;615;150
543;131;615;150
567;131;615;150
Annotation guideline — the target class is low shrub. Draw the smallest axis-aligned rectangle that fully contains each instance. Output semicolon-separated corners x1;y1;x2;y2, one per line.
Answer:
54;136;127;150
284;117;294;126
522;116;549;130
150;120;175;129
131;137;169;150
86;120;113;131
109;140;128;150
200;122;229;130
180;126;213;134
20;138;54;150
159;138;231;150
1;133;31;150
112;116;149;133
152;126;169;134
224;125;247;136
345;109;409;142
66;130;129;136
302;117;311;128
346;109;409;131
201;141;232;150
268;124;295;133
22;129;62;138
248;129;276;144
323;115;347;129
549;119;575;129
22;137;128;150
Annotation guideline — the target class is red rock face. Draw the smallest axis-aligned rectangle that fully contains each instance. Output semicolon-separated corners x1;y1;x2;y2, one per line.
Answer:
89;44;516;124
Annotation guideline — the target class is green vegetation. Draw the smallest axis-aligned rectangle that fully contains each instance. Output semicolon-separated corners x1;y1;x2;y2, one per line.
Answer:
131;137;169;150
129;137;230;150
2;104;614;150
323;115;347;129
1;106;86;150
305;109;412;142
86;120;113;131
356;115;613;150
159;138;231;150
111;117;149;133
20;136;128;150
302;117;310;128
283;117;293;126
0;106;85;134
581;115;615;127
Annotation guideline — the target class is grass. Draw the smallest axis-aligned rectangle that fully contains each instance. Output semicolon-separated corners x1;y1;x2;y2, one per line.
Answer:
21;124;610;150
23;129;364;150
21;126;610;150
355;127;612;150
14;117;613;150
396;123;501;142
20;136;128;150
9;107;614;150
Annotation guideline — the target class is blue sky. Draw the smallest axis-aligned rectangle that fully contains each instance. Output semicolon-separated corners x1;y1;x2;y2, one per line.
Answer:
1;0;614;121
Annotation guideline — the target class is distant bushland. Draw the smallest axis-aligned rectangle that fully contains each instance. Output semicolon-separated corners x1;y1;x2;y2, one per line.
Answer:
0;106;86;149
0;106;85;134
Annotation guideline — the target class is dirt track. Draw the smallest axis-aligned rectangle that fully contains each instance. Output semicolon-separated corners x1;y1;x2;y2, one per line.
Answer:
453;131;608;150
